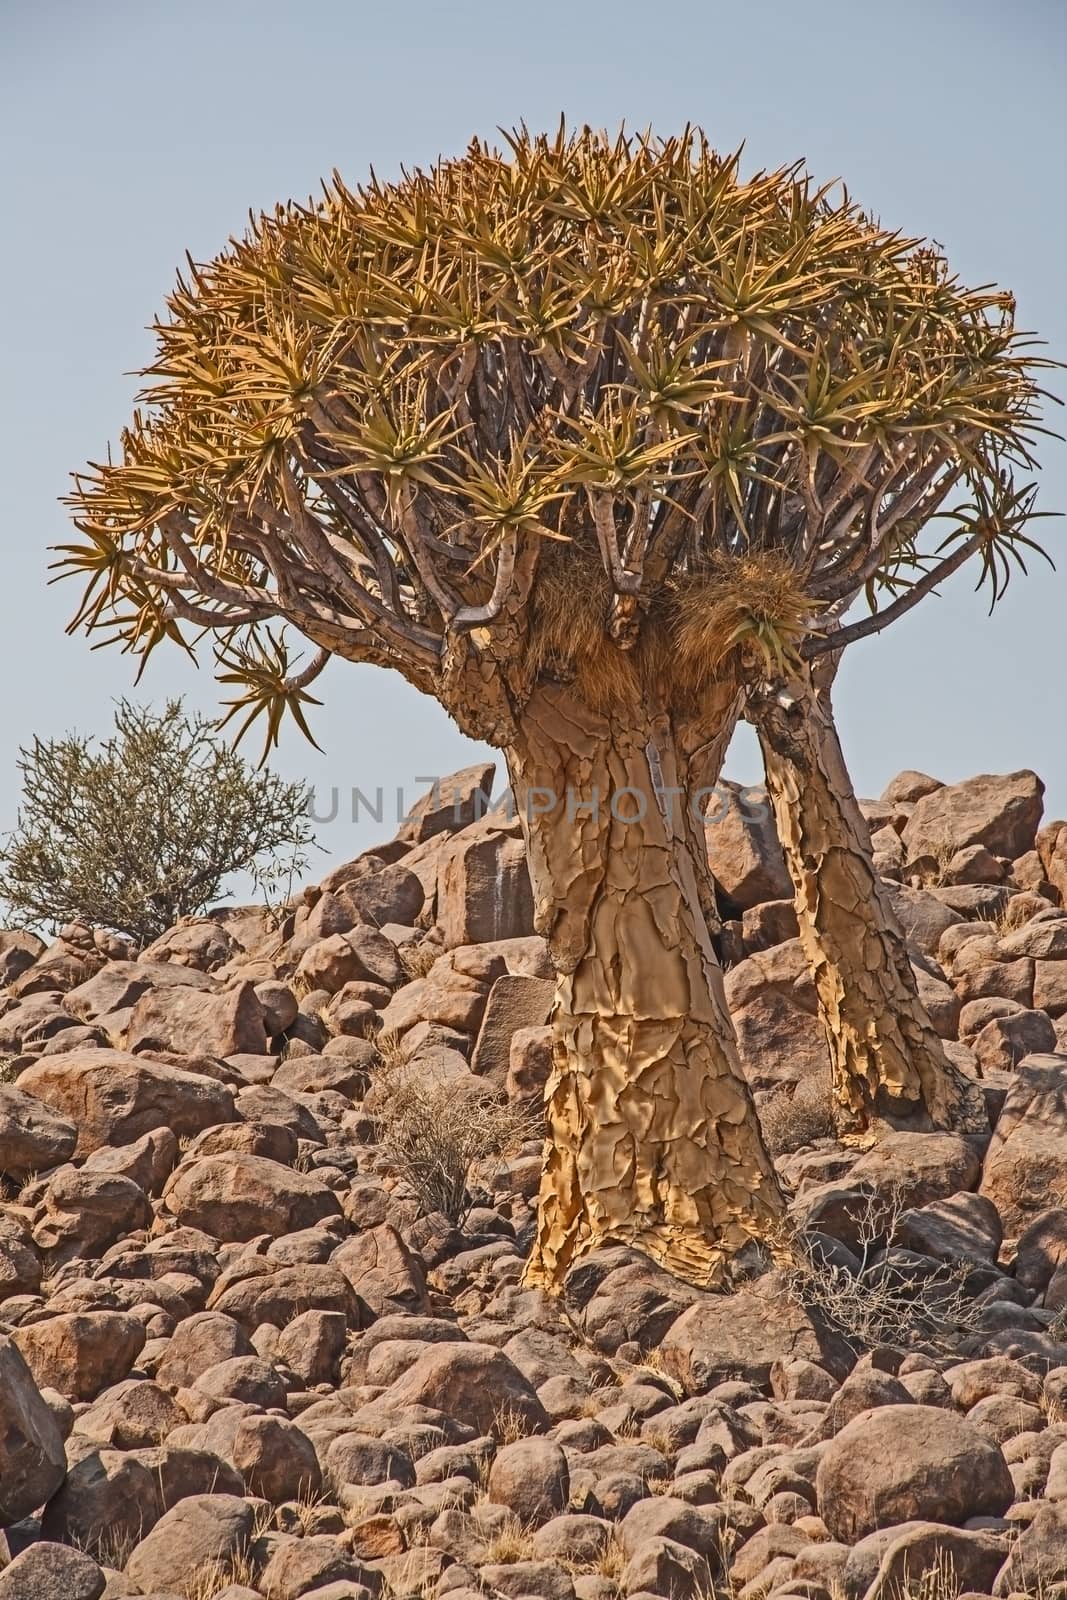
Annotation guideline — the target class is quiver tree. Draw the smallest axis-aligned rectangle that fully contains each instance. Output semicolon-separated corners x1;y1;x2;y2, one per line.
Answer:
63;126;1053;1287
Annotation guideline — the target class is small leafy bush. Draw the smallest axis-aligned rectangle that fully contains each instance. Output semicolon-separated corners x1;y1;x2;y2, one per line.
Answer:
0;699;313;944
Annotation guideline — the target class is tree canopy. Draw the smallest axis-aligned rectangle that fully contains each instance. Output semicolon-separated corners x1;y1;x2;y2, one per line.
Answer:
63;125;1053;751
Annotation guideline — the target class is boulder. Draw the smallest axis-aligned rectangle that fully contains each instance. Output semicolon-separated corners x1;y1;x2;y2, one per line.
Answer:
395;763;498;844
487;1438;569;1525
903;769;1044;862
331;1223;430;1315
659;1271;853;1391
154;1312;254;1391
814;1404;1013;1542
14;1050;235;1154
0;1334;66;1526
126;979;268;1056
381;1341;549;1437
162;1152;342;1241
0;1542;105;1600
437;815;535;946
980;1055;1067;1235
12;1310;146;1401
724;939;829;1092
0;929;46;987
993;1500;1067;1596
125;1493;253;1595
32;1168;150;1266
0;1083;77;1178
470;974;555;1084
704;781;791;911
206;1263;361;1333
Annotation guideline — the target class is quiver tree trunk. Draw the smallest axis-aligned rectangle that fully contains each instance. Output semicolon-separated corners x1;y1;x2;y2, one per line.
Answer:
507;682;783;1291
749;664;987;1138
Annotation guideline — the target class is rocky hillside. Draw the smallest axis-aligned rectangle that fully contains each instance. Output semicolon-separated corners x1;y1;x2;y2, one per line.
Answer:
3;762;1067;1600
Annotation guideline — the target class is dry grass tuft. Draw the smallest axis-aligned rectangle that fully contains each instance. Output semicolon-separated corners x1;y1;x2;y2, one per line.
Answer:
0;1054;21;1085
373;1068;537;1224
758;1074;836;1157
398;938;444;980
481;1513;536;1564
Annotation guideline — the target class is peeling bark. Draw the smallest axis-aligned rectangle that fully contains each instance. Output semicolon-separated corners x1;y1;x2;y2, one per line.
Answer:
507;682;784;1291
749;666;987;1138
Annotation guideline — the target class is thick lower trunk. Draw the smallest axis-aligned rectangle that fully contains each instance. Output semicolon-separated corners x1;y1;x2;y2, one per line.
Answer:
507;683;783;1291
750;668;986;1138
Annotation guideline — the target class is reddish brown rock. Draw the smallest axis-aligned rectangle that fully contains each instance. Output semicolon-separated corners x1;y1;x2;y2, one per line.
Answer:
12;1311;146;1401
815;1405;1013;1542
162;1152;342;1241
14;1050;234;1155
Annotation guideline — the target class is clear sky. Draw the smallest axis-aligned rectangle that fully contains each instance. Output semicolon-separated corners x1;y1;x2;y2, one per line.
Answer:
2;0;1064;886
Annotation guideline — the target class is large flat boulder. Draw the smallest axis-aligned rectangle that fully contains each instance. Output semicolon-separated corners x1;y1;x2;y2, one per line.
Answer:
14;1050;235;1155
903;768;1044;862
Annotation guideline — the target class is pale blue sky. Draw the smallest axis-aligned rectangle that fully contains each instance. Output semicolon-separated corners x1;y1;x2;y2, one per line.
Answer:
2;0;1064;882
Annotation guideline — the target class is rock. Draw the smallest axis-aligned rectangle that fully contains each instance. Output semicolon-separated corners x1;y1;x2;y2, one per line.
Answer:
82;1127;179;1195
331;1224;430;1315
724;940;829;1092
32;1168;150;1266
0;1334;66;1525
882;770;942;804
12;1311;145;1401
848;1131;981;1211
206;1263;361;1333
395;763;497;844
973;1008;1058;1072
162;1153;342;1241
814;1404;1013;1542
980;1056;1067;1235
73;1378;184;1449
326;1432;415;1489
274;1309;347;1387
381;1341;549;1437
195;1355;288;1407
563;1250;706;1353
881;883;962;957
41;1446;162;1549
295;925;405;993
470;975;555;1084
0;1084;77;1178
993;1499;1067;1595
0;1220;41;1303
903;769;1044;862
487;1438;569;1524
506;1025;553;1103
895;1192;1002;1271
126;979;267;1057
531;1514;613;1565
125;1494;253;1595
1015;1209;1067;1293
154;1312;254;1391
0;929;46;986
230;1413;321;1501
14;1050;235;1155
621;1535;710;1600
337;861;425;928
660;1271;853;1392
437;815;535;946
0;1542;105;1600
704;781;791;911
257;1535;374;1600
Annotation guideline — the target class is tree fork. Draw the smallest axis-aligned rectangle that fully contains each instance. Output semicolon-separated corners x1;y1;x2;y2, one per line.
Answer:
507;682;784;1290
748;665;987;1138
